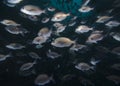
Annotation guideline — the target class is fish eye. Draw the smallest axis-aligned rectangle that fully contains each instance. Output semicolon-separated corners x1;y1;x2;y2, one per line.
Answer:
56;17;60;19
91;38;94;40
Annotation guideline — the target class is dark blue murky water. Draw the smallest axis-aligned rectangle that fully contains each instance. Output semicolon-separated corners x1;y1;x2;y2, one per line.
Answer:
0;0;120;86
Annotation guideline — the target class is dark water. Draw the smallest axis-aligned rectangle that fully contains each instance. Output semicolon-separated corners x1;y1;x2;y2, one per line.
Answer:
0;0;120;86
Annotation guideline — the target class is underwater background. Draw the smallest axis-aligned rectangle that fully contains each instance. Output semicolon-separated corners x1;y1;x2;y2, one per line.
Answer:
0;0;120;86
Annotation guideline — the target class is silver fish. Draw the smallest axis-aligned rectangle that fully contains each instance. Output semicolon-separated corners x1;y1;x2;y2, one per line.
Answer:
20;5;45;16
38;27;52;38
51;12;70;22
86;31;104;44
28;52;41;60
19;60;36;71
5;0;22;4
78;6;94;13
75;25;93;34
46;49;61;59
90;57;101;65
5;26;28;36
0;19;20;26
56;25;66;34
3;0;22;7
110;32;120;41
96;16;112;23
0;53;12;61
75;62;94;71
68;21;76;27
70;43;87;52
53;23;63;28
105;21;120;28
32;36;48;45
34;74;53;85
51;37;74;48
6;43;25;50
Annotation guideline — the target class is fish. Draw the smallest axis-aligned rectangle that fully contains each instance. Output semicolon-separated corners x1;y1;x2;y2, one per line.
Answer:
105;21;120;28
6;43;25;50
96;16;113;23
46;49;61;59
41;17;50;23
32;36;48;45
51;12;70;22
5;0;23;4
112;47;120;55
55;25;66;34
3;0;22;7
3;2;16;7
53;22;63;28
86;31;104;44
75;25;93;34
75;62;94;71
34;74;53;85
0;19;20;26
28;52;41;60
90;57;101;65
38;27;52;38
0;53;12;61
20;5;45;16
69;43;87;52
5;25;28;36
51;37;74;48
110;32;120;41
68;21;76;27
106;75;120;85
78;6;94;13
19;60;36;71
